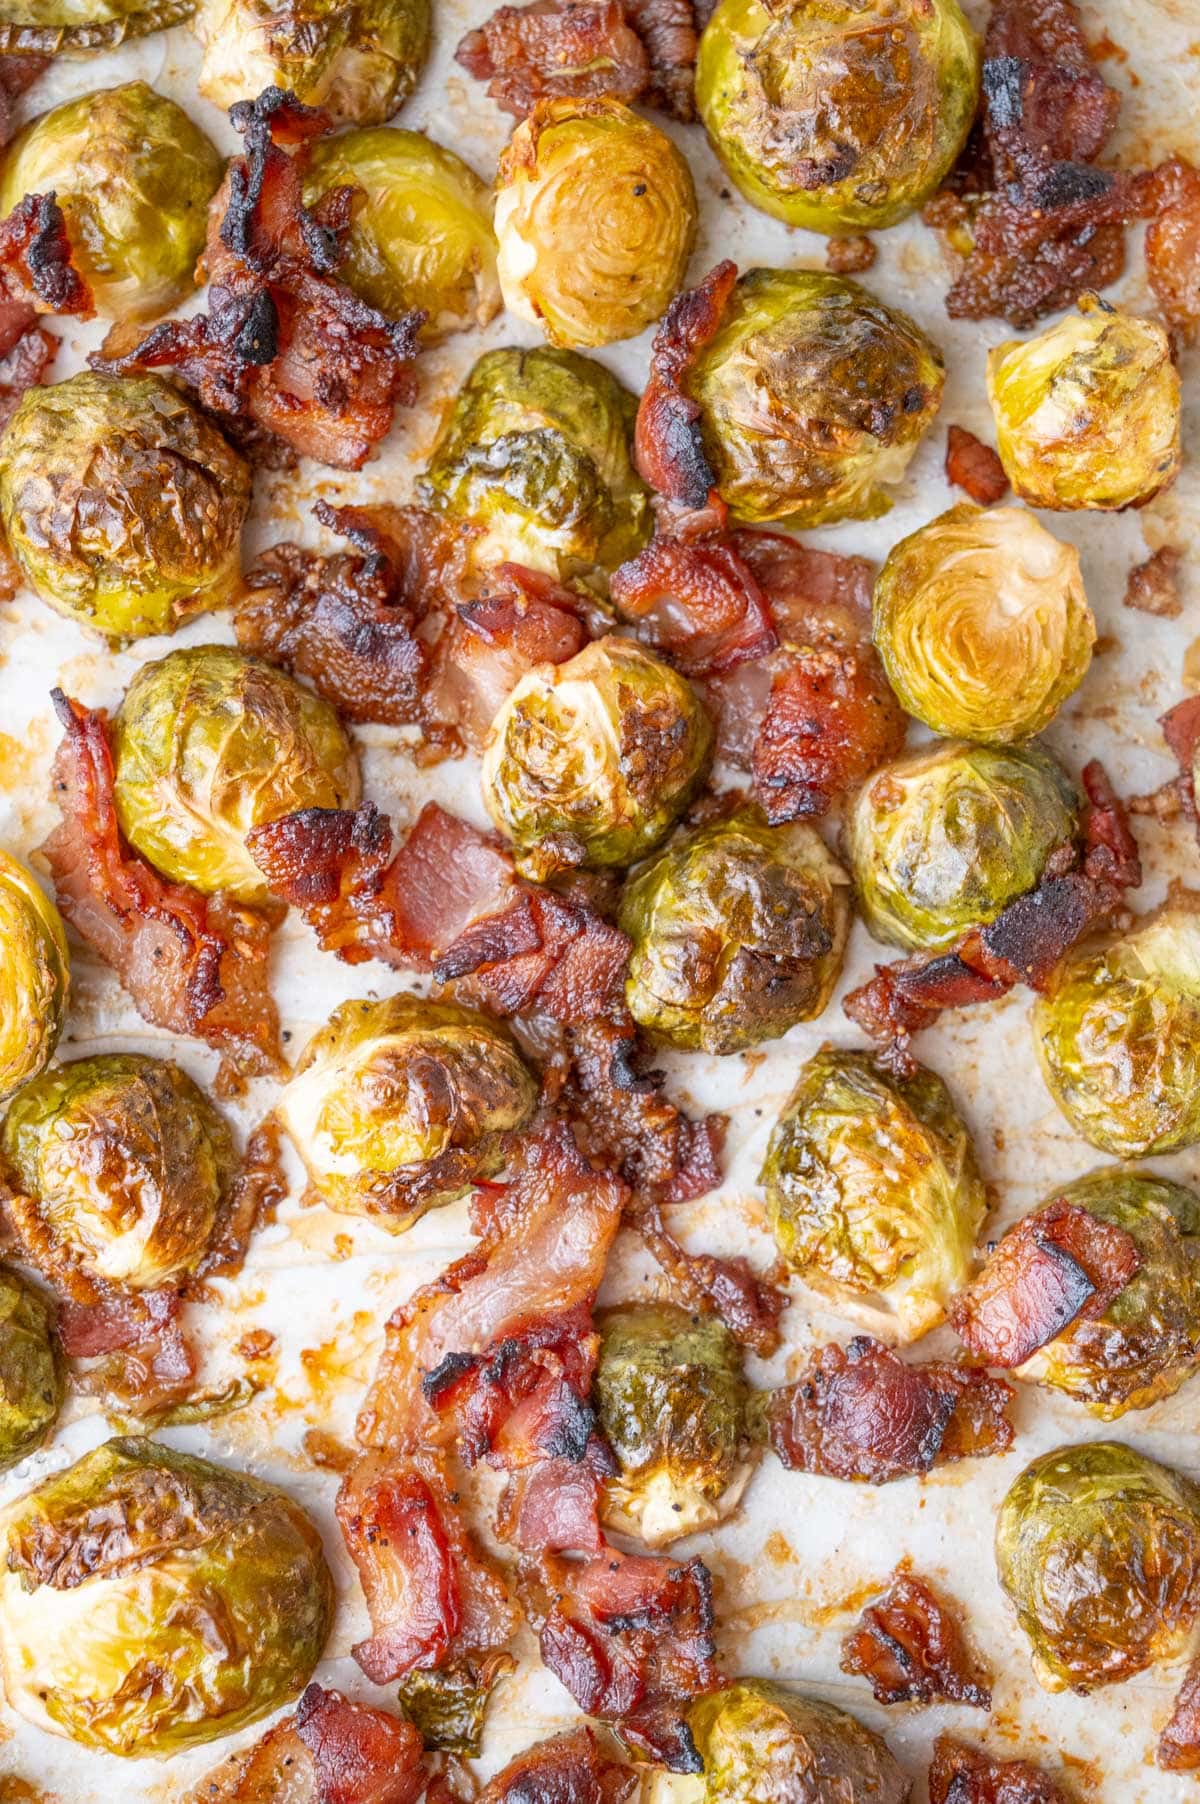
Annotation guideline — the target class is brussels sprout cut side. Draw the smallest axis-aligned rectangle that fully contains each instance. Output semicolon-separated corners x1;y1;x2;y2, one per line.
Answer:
0;372;251;640
761;1044;986;1343
112;643;360;904
687;269;945;526
872;504;1095;743
618;808;850;1053
0;1266;64;1473
0;1438;333;1755
195;0;431;123
0;851;69;1104
278;995;539;1230
0;83;222;321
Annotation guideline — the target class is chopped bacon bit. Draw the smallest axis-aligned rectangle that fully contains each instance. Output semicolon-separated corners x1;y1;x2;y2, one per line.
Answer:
826;235;877;274
1124;544;1182;618
945;425;1009;505
294;1684;428;1804
610;536;777;678
56;1288;197;1426
478;1727;637;1803
195;1120;288;1282
759;1337;1014;1484
632;1197;785;1357
248;799;631;1025
841;1572;992;1708
40;693;284;1085
929;1736;1074;1803
565;1019;726;1204
1141;156;1200;346
455;0;696;122
635;261;736;535
950;1199;1142;1368
623;0;698;118
845;759;1140;1071
92;88;423;470
1160;1654;1200;1771
0;191;93;426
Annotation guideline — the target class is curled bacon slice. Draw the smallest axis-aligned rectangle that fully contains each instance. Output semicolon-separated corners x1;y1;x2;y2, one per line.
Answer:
841;1572;992;1708
479;1728;636;1803
455;0;697;122
632;1196;785;1357
610;536;777;677
40;693;284;1087
635;261;736;535
845;760;1140;1072
929;1735;1074;1803
56;1288;196;1427
945;425;1009;505
1160;1654;1200;1771
757;1337;1014;1484
564;1019;726;1204
93;88;423;470
950;1199;1142;1368
0;191;93;426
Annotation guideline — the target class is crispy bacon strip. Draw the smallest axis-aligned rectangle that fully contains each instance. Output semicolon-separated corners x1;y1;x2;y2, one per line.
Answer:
478;1728;637;1803
758;1337;1014;1484
609;536;777;677
0;191;93;426
93;88;423;470
945;425;1009;504
455;0;696;122
565;1019;726;1204
845;760;1140;1072
248;799;630;1025
950;1199;1141;1368
187;1688;429;1804
929;1735;1074;1803
40;693;284;1085
632;1197;785;1357
1160;1654;1200;1771
841;1572;992;1708
635;261;736;536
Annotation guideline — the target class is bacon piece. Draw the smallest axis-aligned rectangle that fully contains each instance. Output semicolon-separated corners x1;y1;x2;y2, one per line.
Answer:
929;1735;1074;1803
1160;1654;1200;1771
635;261;736;535
950;1199;1142;1368
478;1728;637;1803
56;1288;196;1426
1143;157;1200;345
945;425;1009;505
430;564;590;751
759;1337;1014;1484
497;1444;611;1555
845;760;1140;1071
40;693;283;1086
0;191;93;426
609;536;777;677
623;0;697;118
455;0;650;115
632;1197;785;1357
1123;544;1182;618
294;1685;428;1804
93;89;423;471
0;55;45;147
248;799;630;1025
565;1019;726;1203
841;1572;992;1708
196;1121;288;1282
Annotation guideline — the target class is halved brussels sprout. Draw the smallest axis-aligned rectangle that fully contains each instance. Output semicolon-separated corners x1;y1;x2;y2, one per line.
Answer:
419;345;651;582
1011;1170;1200;1418
642;1681;909;1803
482;637;712;878
0;1053;235;1292
0;0;191;53
0;371;250;640
688;269;944;526
0;1266;63;1473
872;504;1095;743
0;1437;333;1755
0;83;222;322
846;739;1079;954
0;851;69;1105
618;807;850;1053
1034;898;1200;1157
594;1302;752;1546
277;994;538;1231
112;644;360;905
996;1441;1200;1692
987;296;1182;511
303;126;499;338
696;0;979;233
761;1044;986;1343
195;0;430;124
494;97;697;350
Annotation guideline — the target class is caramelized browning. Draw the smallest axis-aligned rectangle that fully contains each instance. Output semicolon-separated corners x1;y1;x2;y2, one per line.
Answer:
929;1734;1075;1802
632;1196;785;1356
841;1571;992;1707
945;424;1009;504
635;260;736;533
455;0;698;121
478;1727;636;1803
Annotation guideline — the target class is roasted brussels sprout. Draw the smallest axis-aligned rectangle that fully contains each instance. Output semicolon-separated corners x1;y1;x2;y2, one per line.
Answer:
594;1302;752;1546
0;0;190;53
696;0;979;233
419;345;651;581
1034;898;1200;1156
482;637;712;877
0;851;68;1105
996;1441;1200;1692
687;270;944;526
494;97;697;349
872;504;1095;743
277;994;538;1230
195;0;430;124
0;1437;333;1755
112;644;360;905
0;1266;63;1473
0;1053;235;1292
0;84;222;322
846;740;1079;953
761;1044;986;1342
987;296;1182;511
302;126;499;338
0;372;250;640
618;808;850;1053
1010;1170;1200;1418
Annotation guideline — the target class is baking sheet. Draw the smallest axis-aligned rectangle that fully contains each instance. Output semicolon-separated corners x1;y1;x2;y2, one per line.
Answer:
0;3;1198;1794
